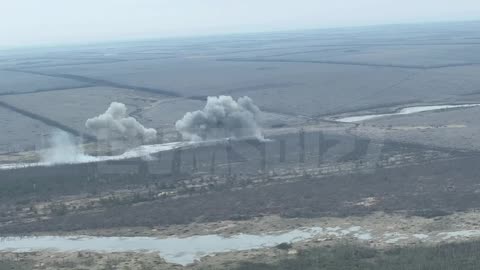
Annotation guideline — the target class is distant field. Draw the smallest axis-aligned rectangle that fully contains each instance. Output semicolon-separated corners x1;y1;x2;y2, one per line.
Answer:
27;59;421;116
2;21;480;151
14;22;480;117
240;44;480;68
0;86;166;137
0;70;87;94
0;106;52;154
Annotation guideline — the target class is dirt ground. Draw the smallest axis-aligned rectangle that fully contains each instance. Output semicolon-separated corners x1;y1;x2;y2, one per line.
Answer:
0;251;172;270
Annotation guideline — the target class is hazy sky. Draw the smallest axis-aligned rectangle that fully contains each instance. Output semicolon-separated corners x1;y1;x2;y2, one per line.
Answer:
2;0;480;48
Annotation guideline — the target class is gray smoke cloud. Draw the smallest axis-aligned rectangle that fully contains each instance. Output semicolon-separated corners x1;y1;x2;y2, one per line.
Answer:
175;96;263;141
86;102;157;143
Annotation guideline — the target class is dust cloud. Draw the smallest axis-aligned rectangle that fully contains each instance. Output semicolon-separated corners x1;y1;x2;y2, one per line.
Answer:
86;102;157;143
175;96;263;141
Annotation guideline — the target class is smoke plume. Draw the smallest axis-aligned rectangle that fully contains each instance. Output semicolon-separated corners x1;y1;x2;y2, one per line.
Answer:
41;131;94;164
86;102;157;143
175;96;263;141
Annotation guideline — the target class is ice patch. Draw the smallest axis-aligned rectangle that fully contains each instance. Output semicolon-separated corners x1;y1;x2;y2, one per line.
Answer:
383;233;410;244
437;230;480;240
413;234;429;240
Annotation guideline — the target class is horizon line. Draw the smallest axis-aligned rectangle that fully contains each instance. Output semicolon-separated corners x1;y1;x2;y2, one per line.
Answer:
1;18;479;53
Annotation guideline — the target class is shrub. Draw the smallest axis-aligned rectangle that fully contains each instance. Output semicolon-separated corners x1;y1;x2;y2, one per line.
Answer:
276;242;293;250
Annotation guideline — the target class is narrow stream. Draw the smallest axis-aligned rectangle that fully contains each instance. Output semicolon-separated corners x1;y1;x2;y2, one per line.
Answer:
336;104;480;123
0;228;327;265
3;227;480;265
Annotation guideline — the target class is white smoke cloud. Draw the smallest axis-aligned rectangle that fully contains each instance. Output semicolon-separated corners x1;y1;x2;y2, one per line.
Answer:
41;131;95;164
86;102;157;143
175;96;263;141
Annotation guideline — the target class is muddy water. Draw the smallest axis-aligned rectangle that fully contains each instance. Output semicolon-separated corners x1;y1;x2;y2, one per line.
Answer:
336;104;480;123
